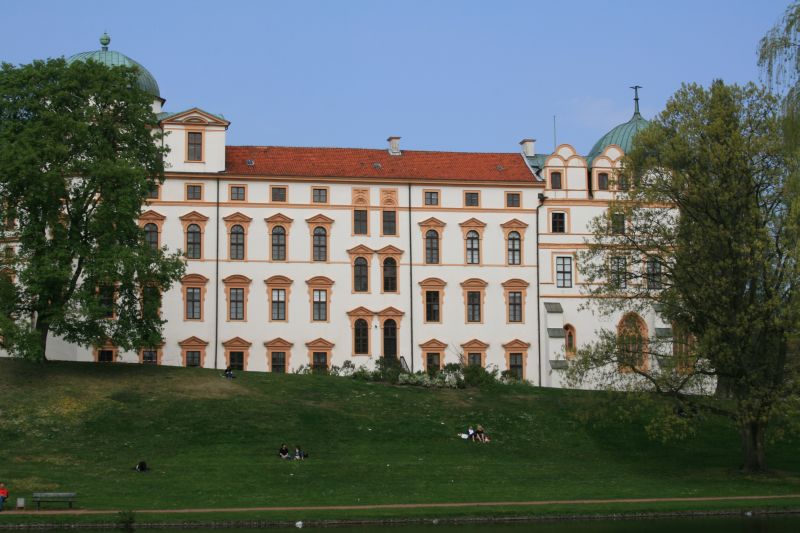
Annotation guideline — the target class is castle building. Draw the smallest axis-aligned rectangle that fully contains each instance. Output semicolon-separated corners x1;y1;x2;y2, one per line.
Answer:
12;36;666;387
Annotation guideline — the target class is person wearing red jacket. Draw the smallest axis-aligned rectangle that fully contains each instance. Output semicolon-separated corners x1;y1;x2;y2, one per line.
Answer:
0;482;9;512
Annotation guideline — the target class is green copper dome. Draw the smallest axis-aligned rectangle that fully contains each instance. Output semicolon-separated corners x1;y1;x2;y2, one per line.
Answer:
67;34;160;98
587;89;649;164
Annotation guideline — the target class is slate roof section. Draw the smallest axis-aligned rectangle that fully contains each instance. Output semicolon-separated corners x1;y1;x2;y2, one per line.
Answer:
543;302;564;313
547;328;566;338
224;146;540;183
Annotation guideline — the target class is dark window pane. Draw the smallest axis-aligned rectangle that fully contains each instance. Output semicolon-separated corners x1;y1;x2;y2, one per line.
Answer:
230;225;245;260
98;350;114;363
551;172;562;190
509;291;522;322
425;230;439;264
466;230;480;264
611;256;627;289
425;191;439;205
508;231;521;265
354;319;369;354
271;352;286;373
313;188;327;203
229;287;244;320
144;223;159;250
467;291;481;322
186;287;201;319
354;257;368;292
425;290;440;322
188;132;202;161
552;212;566;233
229;351;244;371
187;185;202;200
271;187;287;202
313;227;327;261
383;319;397;357
271;226;286;261
99;286;114;318
231;186;245;201
506;193;520;207
312;351;328;373
313;289;327;321
187;224;201;259
556;257;572;288
382;210;396;235
383;258;397;292
598;173;609;190
426;352;440;375
186;350;201;367
467;353;482;366
465;192;479;206
647;258;662;290
611;213;625;234
271;289;286;320
510;353;523;379
142;349;157;364
353;210;368;235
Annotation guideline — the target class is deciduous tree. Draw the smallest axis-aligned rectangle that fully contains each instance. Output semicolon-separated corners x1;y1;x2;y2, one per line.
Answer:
0;58;185;361
568;81;800;473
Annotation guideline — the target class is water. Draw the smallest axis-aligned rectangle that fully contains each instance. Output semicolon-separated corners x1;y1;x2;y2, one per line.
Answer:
44;514;800;532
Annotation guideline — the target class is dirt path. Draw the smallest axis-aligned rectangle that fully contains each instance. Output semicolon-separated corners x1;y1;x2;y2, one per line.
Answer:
3;494;800;516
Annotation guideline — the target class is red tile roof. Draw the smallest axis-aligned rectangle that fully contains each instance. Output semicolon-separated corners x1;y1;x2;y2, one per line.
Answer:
224;146;537;183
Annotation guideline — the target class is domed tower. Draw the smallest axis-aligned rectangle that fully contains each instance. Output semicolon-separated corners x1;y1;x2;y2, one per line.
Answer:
586;86;649;165
67;33;164;112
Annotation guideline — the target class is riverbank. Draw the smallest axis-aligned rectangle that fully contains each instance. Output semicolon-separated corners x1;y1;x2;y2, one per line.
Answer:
1;359;799;527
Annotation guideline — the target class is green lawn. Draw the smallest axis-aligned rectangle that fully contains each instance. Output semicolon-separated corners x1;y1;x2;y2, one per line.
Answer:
0;359;798;522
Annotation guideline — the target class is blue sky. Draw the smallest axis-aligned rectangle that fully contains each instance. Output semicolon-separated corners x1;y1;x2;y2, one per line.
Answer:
1;0;790;155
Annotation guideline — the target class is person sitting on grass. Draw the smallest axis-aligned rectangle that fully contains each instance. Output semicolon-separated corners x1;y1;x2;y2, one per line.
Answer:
0;482;8;512
475;425;491;443
279;444;290;460
294;445;308;460
224;365;234;379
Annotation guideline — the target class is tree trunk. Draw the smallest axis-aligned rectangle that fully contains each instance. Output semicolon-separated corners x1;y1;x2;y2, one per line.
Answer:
739;420;767;473
35;317;50;362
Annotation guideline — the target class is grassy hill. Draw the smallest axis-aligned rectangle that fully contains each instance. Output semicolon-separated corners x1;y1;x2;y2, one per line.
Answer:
0;359;799;523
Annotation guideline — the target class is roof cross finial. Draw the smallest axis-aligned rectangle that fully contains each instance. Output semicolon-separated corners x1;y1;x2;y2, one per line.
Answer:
630;85;642;116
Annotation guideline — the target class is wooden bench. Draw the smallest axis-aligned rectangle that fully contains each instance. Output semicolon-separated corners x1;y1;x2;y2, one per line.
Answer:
32;492;77;510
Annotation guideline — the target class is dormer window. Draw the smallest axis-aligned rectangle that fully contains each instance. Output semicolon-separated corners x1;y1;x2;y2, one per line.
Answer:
187;132;203;161
551;172;563;190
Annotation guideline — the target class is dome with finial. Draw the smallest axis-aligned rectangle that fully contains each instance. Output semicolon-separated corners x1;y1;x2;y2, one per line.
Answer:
587;86;649;165
67;34;161;99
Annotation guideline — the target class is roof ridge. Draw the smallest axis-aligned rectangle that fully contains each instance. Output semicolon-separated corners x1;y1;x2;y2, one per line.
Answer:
227;145;520;156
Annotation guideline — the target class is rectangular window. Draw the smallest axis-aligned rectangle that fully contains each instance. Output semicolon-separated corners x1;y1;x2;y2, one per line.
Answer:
271;186;287;202
186;350;201;367
598;173;609;190
353;209;368;235
424;191;439;206
556;256;573;288
611;256;627;289
313;289;327;321
382;210;397;235
426;352;441;374
425;290;440;322
312;352;328;373
312;188;328;203
551;212;566;233
98;350;114;363
611;213;626;234
464;192;479;207
510;353;523;379
646;257;662;290
508;291;522;322
467;291;481;322
271;352;286;373
99;286;115;318
229;351;244;371
142;350;157;365
230;186;246;201
186;287;201;319
271;288;286;321
146;185;159;199
506;192;521;208
187;132;202;161
229;288;244;320
551;172;562;189
186;184;202;200
467;353;482;367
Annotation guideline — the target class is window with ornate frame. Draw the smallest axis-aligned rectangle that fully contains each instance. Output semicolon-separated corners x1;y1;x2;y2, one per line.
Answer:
420;277;446;323
461;278;487;324
306;276;334;322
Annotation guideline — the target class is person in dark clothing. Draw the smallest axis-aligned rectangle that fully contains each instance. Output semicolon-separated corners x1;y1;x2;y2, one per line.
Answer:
278;444;290;459
224;366;234;379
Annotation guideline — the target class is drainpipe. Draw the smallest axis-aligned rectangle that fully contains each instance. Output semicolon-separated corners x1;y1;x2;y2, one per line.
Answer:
536;192;547;387
407;182;415;373
214;175;220;370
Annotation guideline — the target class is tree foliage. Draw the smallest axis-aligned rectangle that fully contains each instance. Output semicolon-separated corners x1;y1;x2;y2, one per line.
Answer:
568;81;800;472
0;58;185;361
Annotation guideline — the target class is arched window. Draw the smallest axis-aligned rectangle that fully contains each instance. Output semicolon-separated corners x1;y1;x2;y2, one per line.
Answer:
230;224;245;260
144;223;159;250
507;231;521;265
617;313;648;371
383;257;397;292
313;227;327;261
186;224;201;259
425;230;439;264
466;230;480;264
383;319;397;358
564;324;576;359
271;226;286;261
354;318;369;354
354;257;368;292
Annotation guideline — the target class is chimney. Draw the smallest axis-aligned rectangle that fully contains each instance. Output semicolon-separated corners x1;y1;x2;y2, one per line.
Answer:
520;138;536;157
387;136;401;156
